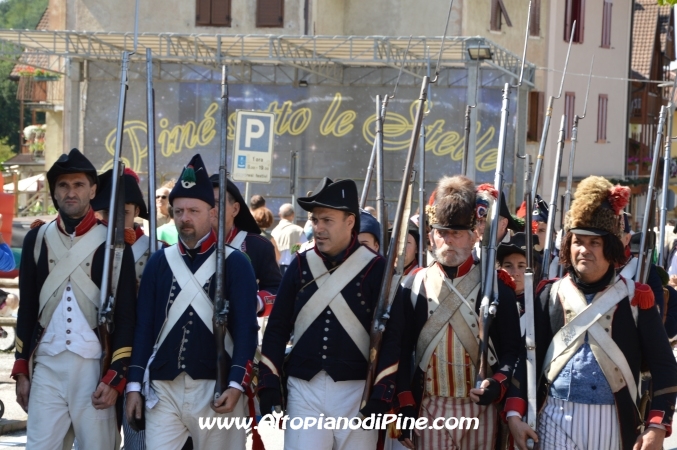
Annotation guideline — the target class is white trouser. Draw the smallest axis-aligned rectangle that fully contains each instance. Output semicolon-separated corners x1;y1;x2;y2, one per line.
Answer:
538;396;620;450
285;371;378;450
145;372;246;450
27;351;116;450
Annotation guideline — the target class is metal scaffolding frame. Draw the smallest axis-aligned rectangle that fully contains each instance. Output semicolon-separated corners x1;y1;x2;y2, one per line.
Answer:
0;30;535;86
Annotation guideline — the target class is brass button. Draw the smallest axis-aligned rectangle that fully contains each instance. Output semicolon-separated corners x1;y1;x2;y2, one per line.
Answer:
67;318;71;323
66;287;71;291
66;340;71;345
67;307;72;312
66;330;71;334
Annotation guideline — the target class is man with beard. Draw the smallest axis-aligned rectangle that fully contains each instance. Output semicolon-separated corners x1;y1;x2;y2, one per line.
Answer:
396;175;521;450
125;154;258;449
506;176;677;450
13;148;137;448
258;177;404;450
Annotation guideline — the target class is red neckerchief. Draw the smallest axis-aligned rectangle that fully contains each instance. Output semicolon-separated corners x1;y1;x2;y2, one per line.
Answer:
56;207;98;236
404;260;419;275
226;226;239;244
178;229;217;255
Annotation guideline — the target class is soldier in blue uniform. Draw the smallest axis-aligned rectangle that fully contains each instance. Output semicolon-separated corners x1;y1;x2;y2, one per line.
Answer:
258;177;405;450
211;175;281;317
13;148;137;448
125;154;259;449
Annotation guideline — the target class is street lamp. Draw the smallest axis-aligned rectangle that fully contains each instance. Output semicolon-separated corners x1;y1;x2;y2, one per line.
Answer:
467;44;492;61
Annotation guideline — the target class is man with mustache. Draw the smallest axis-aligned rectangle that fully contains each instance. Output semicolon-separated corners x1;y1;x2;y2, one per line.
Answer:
125;154;259;449
395;175;521;450
506;176;677;450
258;177;404;449
13;148;137;448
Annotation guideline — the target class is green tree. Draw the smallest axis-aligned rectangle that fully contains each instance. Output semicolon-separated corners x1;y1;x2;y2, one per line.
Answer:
658;0;677;5
0;0;49;154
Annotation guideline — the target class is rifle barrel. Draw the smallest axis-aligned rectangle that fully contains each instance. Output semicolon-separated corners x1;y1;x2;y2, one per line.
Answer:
146;49;158;254
541;115;567;280
636;105;667;283
658;106;673;268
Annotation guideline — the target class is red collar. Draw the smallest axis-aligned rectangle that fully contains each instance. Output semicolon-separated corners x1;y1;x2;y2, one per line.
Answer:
226;226;239;244
134;224;145;240
56;207;98;236
178;229;217;255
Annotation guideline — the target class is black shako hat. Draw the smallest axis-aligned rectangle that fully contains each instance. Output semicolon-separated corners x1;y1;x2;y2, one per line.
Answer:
209;174;261;234
169;154;214;208
497;232;540;262
46;148;99;211
91;168;149;219
297;177;360;230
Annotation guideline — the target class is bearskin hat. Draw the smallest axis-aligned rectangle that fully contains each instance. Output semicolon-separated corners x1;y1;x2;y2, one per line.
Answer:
564;176;630;239
425;175;476;230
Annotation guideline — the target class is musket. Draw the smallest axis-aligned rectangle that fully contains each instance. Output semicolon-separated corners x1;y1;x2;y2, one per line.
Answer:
518;152;538;443
214;65;230;403
146;48;158;254
635;105;667;284
418;122;427;268
418;48;432;268
476;1;531;388
375;94;387;251
531;21;576;197
540;115;566;280
360;0;453;409
360;38;412;210
658;80;677;268
98;52;131;377
558;56;594;278
462;42;481;176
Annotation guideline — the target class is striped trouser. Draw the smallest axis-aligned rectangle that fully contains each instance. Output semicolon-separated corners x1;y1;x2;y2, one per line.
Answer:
122;395;146;450
538;397;621;450
418;395;497;450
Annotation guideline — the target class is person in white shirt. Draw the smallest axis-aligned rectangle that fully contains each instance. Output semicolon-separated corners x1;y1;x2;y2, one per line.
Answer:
271;203;306;275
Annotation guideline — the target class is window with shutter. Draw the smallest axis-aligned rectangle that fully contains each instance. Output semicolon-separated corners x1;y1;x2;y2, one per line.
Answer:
530;0;540;37
490;0;512;32
257;0;284;28
564;92;576;140
564;0;585;43
601;0;612;48
195;0;231;27
528;91;545;142
597;95;608;142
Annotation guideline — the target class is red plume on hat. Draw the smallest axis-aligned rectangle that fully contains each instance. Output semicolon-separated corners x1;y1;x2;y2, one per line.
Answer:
124;167;140;184
608;185;630;215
